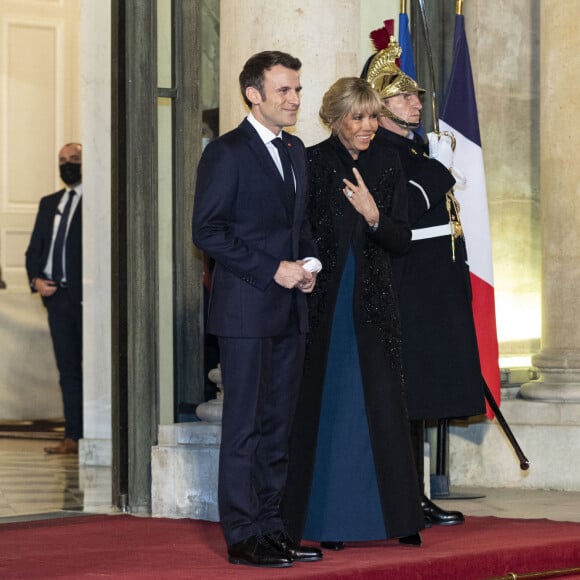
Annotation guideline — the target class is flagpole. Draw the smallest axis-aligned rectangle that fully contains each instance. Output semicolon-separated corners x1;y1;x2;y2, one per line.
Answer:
484;384;530;470
416;0;439;132
401;0;407;13
456;0;464;16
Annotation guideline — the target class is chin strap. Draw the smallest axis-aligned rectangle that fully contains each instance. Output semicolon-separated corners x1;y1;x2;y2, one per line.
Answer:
382;107;421;129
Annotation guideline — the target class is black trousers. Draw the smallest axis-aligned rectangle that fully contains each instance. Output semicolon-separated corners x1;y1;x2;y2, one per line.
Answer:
217;315;305;546
410;420;426;496
45;287;83;441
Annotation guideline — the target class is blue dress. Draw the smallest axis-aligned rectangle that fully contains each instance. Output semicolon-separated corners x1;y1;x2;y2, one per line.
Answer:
303;249;388;541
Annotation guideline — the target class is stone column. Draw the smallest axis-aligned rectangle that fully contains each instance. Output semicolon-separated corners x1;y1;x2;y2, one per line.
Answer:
79;0;113;464
521;0;580;401
220;0;365;148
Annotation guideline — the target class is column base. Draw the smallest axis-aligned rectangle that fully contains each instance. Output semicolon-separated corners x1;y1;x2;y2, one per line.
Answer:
79;437;112;466
520;350;580;401
151;422;221;520
520;378;580;401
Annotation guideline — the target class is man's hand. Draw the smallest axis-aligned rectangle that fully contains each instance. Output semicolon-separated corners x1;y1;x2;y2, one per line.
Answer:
296;267;317;294
274;260;314;291
33;278;58;297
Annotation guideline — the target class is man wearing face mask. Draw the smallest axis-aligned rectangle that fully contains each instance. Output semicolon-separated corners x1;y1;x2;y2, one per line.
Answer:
26;143;83;454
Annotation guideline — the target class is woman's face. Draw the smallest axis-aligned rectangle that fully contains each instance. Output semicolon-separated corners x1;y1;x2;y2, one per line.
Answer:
337;110;379;159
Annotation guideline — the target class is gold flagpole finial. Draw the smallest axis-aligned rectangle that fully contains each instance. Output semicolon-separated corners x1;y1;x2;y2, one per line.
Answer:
456;0;464;15
401;0;407;14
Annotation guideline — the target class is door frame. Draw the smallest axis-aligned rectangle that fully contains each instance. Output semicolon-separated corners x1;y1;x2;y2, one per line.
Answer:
110;0;204;513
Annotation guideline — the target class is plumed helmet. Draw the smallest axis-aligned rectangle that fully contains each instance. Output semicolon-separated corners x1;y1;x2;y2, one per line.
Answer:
365;37;425;99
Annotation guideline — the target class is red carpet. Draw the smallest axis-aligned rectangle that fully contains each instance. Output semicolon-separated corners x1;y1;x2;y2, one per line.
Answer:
1;514;580;579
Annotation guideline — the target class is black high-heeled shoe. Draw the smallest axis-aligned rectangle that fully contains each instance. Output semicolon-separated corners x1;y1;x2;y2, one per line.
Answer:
398;533;422;546
320;541;345;551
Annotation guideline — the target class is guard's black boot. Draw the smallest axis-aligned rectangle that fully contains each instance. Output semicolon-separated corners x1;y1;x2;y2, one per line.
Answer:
421;495;464;526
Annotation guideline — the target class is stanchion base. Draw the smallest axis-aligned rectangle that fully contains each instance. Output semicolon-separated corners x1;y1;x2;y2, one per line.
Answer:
432;490;486;500
430;475;486;500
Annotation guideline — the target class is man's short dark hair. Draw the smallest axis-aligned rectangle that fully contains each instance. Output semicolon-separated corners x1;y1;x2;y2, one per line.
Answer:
239;51;302;108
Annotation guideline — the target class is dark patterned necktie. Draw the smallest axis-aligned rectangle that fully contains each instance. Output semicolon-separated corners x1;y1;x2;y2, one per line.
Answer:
52;190;75;283
271;137;295;201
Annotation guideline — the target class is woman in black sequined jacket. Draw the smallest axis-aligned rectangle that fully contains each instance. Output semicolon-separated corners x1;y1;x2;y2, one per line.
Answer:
282;78;424;548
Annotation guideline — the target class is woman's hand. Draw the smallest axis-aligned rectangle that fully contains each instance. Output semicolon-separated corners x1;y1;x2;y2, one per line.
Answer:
343;168;380;229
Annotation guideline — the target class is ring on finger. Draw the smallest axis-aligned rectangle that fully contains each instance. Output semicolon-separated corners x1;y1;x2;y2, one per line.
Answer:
346;189;353;199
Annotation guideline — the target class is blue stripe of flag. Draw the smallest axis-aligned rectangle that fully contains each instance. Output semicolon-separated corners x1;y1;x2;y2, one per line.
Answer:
398;12;423;136
398;13;416;79
440;15;481;146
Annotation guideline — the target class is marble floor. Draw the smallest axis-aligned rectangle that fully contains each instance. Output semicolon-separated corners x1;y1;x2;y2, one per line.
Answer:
0;435;579;525
0;437;114;523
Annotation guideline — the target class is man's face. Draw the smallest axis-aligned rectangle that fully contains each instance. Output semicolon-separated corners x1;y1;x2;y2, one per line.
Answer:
58;143;82;187
247;65;302;134
59;144;82;166
379;92;422;135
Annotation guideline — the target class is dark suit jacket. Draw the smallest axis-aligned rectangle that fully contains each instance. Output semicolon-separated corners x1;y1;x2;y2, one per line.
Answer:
192;118;317;337
25;189;83;306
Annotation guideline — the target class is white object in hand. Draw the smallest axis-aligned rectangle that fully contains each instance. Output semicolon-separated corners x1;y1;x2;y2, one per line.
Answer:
301;257;322;273
427;132;454;170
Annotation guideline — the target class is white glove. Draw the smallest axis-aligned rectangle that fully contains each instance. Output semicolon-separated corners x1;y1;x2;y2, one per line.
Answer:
451;166;467;187
427;132;454;170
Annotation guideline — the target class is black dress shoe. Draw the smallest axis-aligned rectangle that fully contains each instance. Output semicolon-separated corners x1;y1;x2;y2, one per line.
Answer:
227;535;293;567
421;496;465;526
267;531;323;562
320;541;344;551
398;533;422;546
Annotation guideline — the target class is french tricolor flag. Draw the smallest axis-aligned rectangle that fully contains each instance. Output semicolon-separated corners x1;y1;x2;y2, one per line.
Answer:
440;13;501;418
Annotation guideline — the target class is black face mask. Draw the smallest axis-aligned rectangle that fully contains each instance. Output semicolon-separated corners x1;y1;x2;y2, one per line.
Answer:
59;162;82;186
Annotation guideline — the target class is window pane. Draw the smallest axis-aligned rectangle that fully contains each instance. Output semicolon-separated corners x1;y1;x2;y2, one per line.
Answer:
157;0;172;89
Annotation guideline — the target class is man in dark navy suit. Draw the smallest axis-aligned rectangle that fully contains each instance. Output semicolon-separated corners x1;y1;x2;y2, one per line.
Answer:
193;51;322;568
26;142;83;455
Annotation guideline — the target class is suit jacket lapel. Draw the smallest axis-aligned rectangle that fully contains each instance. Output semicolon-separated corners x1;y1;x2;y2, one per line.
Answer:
241;120;295;219
240;119;281;183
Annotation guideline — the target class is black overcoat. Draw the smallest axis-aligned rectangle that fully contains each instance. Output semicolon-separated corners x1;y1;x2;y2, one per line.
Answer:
376;127;486;420
282;136;424;542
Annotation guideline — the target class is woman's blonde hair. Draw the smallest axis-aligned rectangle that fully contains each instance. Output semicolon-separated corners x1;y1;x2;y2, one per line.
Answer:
319;77;382;133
